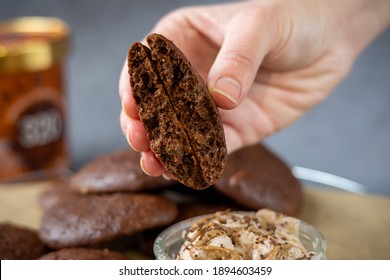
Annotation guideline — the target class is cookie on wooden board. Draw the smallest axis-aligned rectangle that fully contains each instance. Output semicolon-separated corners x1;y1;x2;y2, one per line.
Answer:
39;192;178;249
69;149;173;194
215;143;303;216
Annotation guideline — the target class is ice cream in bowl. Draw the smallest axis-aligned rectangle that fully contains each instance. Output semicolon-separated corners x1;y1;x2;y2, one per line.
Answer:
154;209;326;260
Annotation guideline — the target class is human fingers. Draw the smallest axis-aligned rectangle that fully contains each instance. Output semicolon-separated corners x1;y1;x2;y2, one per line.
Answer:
118;60;129;101
140;151;166;177
119;111;150;152
120;98;172;178
208;4;275;110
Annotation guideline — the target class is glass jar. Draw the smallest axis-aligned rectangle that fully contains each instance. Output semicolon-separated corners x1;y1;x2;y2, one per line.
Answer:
154;212;327;260
0;17;71;182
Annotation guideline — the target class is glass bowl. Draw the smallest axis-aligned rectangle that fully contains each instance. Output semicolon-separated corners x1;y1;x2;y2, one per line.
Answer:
154;212;327;260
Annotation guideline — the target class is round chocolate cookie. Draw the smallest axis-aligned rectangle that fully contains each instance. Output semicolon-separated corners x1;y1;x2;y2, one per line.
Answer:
128;33;227;190
215;143;303;216
39;248;128;260
39;192;178;249
69;149;173;194
0;223;46;260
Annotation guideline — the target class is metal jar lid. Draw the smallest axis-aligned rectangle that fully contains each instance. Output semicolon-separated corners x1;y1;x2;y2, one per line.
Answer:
0;16;70;73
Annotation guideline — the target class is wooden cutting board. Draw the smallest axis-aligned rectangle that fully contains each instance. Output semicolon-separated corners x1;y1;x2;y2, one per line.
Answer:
0;181;389;259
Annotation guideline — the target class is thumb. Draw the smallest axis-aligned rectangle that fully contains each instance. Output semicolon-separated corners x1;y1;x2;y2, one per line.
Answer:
208;10;271;109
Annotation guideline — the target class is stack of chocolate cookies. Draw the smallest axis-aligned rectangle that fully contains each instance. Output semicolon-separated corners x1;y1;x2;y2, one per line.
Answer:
1;143;302;260
31;142;301;259
36;149;179;259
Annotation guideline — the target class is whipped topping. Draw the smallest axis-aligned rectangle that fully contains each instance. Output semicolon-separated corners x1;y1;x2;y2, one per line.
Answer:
176;209;314;260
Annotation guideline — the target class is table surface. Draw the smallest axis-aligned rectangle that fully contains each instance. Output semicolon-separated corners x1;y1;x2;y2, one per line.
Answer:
0;181;389;260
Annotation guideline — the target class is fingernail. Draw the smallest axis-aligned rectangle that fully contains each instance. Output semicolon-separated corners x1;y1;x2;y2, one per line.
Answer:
122;99;129;116
126;128;139;152
213;77;241;104
140;156;151;176
162;173;172;180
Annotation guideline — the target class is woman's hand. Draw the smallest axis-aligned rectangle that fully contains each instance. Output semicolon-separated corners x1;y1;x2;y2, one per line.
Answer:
119;0;390;177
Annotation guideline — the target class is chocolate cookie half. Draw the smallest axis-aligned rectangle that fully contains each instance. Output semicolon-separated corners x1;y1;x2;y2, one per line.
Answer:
215;143;303;216
128;33;227;190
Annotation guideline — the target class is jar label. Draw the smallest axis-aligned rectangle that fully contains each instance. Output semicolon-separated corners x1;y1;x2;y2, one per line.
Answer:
12;101;66;170
17;106;63;148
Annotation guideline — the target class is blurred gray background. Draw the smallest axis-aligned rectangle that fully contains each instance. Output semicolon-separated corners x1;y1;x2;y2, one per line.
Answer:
2;0;389;195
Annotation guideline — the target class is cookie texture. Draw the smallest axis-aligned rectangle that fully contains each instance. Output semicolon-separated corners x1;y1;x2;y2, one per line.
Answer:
69;149;172;193
128;42;202;188
39;193;178;249
39;248;128;260
128;33;227;189
215;143;303;216
0;223;46;260
39;180;79;210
